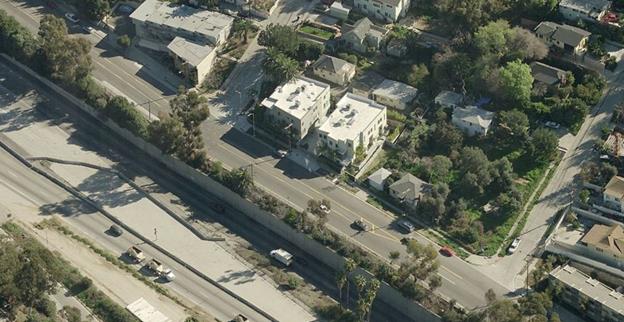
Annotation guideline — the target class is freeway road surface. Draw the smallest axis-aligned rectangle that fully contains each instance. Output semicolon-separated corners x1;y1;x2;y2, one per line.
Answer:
0;148;268;322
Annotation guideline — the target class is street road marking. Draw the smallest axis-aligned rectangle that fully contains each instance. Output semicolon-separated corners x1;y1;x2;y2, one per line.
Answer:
437;272;456;285
441;266;463;280
6;170;17;178
0;176;43;206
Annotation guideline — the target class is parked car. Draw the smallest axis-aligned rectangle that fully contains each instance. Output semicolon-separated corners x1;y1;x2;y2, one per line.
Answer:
314;3;329;12
439;247;454;257
108;224;123;236
508;238;521;254
64;13;79;23
319;203;330;214
275;149;288;158
82;25;94;33
397;220;415;233
544;121;560;129
600;154;610;161
353;218;370;231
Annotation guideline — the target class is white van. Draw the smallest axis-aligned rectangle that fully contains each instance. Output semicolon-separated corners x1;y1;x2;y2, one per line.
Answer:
270;249;294;266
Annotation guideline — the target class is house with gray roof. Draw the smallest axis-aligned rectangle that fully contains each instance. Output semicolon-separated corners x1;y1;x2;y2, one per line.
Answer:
389;174;431;208
351;71;386;97
340;18;388;54
372;79;418;110
534;21;591;55
311;55;357;86
167;37;216;87
368;167;392;191
434;91;464;109
530;62;567;86
451;106;495;136
559;0;611;22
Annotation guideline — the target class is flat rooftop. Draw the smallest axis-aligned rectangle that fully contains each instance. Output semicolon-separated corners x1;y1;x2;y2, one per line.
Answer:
131;0;233;42
319;93;385;142
551;265;624;316
261;76;330;120
372;79;418;102
167;37;214;67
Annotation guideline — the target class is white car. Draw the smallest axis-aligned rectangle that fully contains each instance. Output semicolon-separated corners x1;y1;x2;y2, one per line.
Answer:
508;238;521;254
319;204;330;214
544;121;560;129
64;13;79;23
163;269;176;282
82;25;94;33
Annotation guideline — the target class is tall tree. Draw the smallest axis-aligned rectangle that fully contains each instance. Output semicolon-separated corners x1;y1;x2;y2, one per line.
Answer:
497;60;533;107
15;251;55;308
170;90;210;129
529;128;559;164
495;109;529;145
335;270;347;308
263;48;298;83
147;115;185;154
81;0;111;20
258;23;299;55
344;258;357;308
38;15;92;84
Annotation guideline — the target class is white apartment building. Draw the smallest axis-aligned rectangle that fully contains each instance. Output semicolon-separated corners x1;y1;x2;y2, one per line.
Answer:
261;77;331;141
131;0;234;49
353;0;410;22
318;93;387;165
167;37;216;87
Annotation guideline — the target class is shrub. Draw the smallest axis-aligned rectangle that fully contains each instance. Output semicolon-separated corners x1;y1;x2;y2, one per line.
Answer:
104;96;149;139
62;306;82;322
35;298;57;318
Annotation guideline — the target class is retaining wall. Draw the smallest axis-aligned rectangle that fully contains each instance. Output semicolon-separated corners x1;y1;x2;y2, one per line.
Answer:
0;54;440;322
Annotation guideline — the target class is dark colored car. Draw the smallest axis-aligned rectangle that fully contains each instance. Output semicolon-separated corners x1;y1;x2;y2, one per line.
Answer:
397;220;415;233
439;247;454;257
109;224;123;236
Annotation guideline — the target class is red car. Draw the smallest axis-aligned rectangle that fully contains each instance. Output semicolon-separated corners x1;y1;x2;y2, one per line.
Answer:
439;247;454;257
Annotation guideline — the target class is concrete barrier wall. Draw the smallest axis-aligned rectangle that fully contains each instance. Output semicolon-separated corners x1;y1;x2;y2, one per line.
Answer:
1;54;440;322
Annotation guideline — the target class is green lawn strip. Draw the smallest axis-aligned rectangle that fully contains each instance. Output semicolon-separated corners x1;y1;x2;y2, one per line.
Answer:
299;25;333;40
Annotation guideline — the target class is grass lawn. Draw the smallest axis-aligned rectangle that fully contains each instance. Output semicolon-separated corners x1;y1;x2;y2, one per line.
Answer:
299;25;334;40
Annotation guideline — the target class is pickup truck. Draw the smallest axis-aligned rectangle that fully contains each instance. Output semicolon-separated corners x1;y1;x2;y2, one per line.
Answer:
127;246;145;263
147;259;176;281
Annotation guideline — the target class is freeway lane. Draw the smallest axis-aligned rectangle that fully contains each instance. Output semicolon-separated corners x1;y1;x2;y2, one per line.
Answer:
0;149;271;322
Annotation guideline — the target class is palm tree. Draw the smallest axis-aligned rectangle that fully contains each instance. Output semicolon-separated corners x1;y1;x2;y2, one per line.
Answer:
354;275;368;321
365;279;381;322
344;258;357;307
335;270;347;308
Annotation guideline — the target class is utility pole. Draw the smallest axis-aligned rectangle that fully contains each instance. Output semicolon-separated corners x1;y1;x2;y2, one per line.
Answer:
154;228;158;241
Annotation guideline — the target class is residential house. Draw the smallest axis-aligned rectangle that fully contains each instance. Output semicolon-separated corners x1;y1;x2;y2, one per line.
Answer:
317;93;387;166
550;265;624;322
388;173;431;208
311;55;357;86
451;106;495;136
603;175;624;212
367;167;392;191
351;71;386;97
340;18;388;54
261;76;331;141
167;37;217;87
434;90;464;109
559;0;611;23
530;62;568;87
330;2;350;20
371;79;418;110
353;0;410;22
579;224;624;261
534;21;591;56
